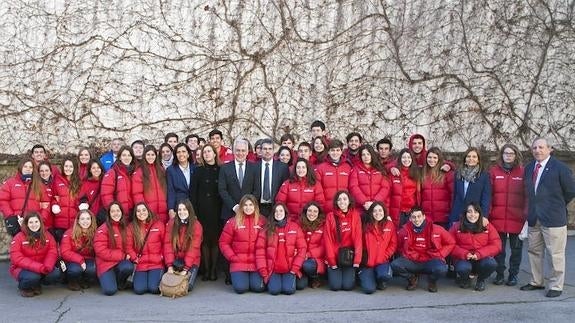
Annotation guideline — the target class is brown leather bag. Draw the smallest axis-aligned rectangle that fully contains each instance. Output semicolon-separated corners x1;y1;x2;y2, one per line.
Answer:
159;272;190;298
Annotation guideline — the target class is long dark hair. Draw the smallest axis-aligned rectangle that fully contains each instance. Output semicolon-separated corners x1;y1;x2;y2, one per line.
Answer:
423;147;446;184
312;136;329;164
397;148;420;181
23;212;47;246
16;157;42;199
266;203;289;237
364;201;390;231
289;158;316;185
131;202;157;250
357;144;385;173
332;190;355;212
114;145;137;173
459;202;486;233
171;199;197;252
61;156;81;198
86;159;105;181
141;145;167;194
277;145;294;166
105;201;128;250
299;201;325;231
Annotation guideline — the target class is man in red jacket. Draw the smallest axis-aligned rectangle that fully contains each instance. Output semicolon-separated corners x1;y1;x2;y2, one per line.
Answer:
315;139;351;214
391;206;455;292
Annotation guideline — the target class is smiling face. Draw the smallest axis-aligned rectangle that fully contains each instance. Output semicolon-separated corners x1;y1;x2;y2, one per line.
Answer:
27;216;41;233
502;148;516;164
347;136;361;151
63;160;74;177
242;199;255;215
361;148;372;165
377;143;391;159
21;161;34;175
465;204;480;223
202;146;216;165
531;139;551;162
336;193;350;212
78;149;91;164
119;150;133;166
234;142;248;163
306;205;320;222
261;143;274;161
176;146;190;165
132;144;144;159
313;138;325;153
109;204;122;222
161;146;173;161
279;149;291;164
145;150;156;165
426;152;439;168
411;138;424;154
166;136;178;148
78;212;92;230
465;150;479;167
135;204;149;222
401;151;412;167
32;147;46;163
295;161;308;178
409;210;425;227
372;204;386;222
89;162;102;178
38;164;51;181
273;206;286;221
328;147;343;161
177;203;189;220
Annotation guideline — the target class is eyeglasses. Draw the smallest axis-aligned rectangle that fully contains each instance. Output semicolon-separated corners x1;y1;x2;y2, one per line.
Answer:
503;152;516;156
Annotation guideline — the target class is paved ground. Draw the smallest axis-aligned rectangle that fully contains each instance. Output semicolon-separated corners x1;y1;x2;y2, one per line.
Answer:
0;236;573;323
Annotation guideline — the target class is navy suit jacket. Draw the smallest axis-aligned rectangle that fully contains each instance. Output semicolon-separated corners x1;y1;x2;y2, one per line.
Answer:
218;160;260;220
166;163;196;211
449;171;492;224
255;160;289;203
525;157;575;227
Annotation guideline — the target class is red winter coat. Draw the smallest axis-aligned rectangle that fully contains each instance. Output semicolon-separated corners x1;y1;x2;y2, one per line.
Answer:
275;178;325;222
39;181;55;229
349;164;392;212
127;220;165;271
324;209;363;267
255;221;307;282
363;221;397;268
397;221;455;263
163;219;203;270
408;134;427;167
9;231;58;279
399;167;420;212
387;175;403;227
131;165;168;223
421;171;454;225
315;161;352;214
78;163;89;181
100;164;133;213
0;176;51;227
52;174;81;230
60;228;95;264
78;178;103;215
449;222;502;261
94;222;130;277
302;224;326;274
489;165;526;233
219;214;266;272
217;146;234;164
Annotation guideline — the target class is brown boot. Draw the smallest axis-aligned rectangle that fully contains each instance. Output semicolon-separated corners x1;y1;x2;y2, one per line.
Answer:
32;286;42;295
68;280;81;291
406;275;418;291
310;278;322;289
428;280;438;293
20;289;35;297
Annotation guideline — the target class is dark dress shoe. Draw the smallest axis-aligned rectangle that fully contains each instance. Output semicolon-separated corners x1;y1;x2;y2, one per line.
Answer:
520;283;545;291
474;280;486;291
546;290;562;298
224;277;232;285
493;274;505;285
506;275;518;286
201;275;210;281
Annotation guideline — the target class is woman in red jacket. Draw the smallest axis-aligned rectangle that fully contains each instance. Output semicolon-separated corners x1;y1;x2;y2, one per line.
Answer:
396;148;421;226
255;203;307;295
38;161;55;230
275;158;325;222
296;201;326;289
127;202;165;295
489;144;526;286
349;145;393;217
77;147;93;180
311;136;329;167
219;194;266;294
164;199;203;291
101;146;136;219
449;203;501;291
60;209;97;290
51;157;82;242
324;190;362;291
0;158;49;236
9;212;61;297
131;145;168;224
421;147;454;229
78;159;105;225
358;202;397;294
94;201;134;296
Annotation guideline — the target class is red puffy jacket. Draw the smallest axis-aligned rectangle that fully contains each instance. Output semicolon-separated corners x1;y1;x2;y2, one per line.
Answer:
163;218;203;270
349;163;392;212
302;224;326;274
363;221;397;268
94;222;131;277
315;160;351;214
60;228;95;264
489;165;526;233
449;222;502;261
275;178;325;222
217;146;234;164
420;171;454;225
219;214;266;272
78;178;102;215
52;174;80;230
0;176;50;226
255;221;307;282
9;231;58;279
399;167;420;212
131;165;168;223
127;220;165;271
100;164;133;213
324;209;363;267
387;175;403;227
397;221;455;263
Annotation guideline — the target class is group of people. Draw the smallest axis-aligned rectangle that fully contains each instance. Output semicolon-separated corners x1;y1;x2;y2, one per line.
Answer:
1;121;574;299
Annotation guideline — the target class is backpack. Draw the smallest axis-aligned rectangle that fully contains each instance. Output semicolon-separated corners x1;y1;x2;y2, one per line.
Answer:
159;272;190;298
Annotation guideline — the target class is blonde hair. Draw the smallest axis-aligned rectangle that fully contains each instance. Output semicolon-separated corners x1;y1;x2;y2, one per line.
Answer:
234;194;261;228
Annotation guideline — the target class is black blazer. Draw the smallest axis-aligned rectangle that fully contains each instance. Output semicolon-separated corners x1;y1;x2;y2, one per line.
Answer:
218;160;260;220
255;160;290;203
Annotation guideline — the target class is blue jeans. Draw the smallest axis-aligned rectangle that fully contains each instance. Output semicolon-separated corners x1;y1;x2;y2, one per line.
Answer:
455;257;497;281
66;259;97;283
358;263;392;294
267;273;296;295
230;271;265;294
18;268;62;290
98;260;134;296
391;257;447;282
296;258;319;290
133;268;163;295
495;233;523;276
327;266;355;291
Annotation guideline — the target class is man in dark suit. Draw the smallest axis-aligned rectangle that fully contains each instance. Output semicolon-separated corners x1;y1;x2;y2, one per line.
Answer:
256;138;290;217
520;138;575;298
218;138;260;221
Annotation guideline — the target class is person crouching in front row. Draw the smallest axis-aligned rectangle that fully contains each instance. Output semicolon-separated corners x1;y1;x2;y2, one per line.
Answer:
391;206;455;292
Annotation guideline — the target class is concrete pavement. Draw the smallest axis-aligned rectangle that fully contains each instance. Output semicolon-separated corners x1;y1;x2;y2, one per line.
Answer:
0;236;573;323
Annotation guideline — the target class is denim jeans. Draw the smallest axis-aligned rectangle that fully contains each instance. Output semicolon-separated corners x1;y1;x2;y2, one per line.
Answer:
296;258;319;290
98;260;134;296
230;271;265;294
133;268;163;295
358;263;392;294
327;266;355;291
455;257;497;281
66;259;97;283
267;272;296;295
391;257;447;282
18;267;62;290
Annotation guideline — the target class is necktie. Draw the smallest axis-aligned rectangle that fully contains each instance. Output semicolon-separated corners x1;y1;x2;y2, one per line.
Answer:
532;163;541;189
238;163;244;188
263;162;271;201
